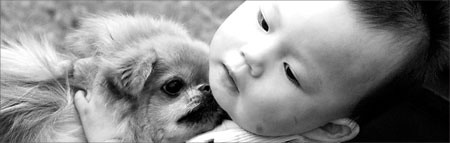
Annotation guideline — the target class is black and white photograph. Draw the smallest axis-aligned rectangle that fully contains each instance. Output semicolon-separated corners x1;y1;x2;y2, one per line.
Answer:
0;1;448;142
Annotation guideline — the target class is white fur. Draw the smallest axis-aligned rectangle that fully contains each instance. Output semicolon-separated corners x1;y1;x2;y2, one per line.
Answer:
0;35;85;142
1;35;72;82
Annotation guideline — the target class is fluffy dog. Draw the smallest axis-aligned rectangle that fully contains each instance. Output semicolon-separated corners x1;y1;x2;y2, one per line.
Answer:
0;14;225;142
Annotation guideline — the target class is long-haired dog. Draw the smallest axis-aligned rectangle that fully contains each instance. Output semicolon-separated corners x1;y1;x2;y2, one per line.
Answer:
0;14;225;142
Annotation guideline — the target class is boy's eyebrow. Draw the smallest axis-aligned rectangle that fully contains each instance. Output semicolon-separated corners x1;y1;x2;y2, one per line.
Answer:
272;2;281;18
260;2;281;27
304;70;322;94
294;60;322;94
269;2;282;26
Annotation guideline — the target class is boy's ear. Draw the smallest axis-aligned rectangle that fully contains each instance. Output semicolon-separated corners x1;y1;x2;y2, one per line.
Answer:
302;118;359;142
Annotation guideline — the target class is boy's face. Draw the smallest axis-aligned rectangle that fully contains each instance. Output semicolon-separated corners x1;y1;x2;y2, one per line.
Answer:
209;1;406;136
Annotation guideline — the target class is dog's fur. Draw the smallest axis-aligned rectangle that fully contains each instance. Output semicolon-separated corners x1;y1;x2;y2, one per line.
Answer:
0;14;224;142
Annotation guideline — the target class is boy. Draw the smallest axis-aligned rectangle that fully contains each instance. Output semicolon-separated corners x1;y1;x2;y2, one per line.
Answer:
75;1;448;142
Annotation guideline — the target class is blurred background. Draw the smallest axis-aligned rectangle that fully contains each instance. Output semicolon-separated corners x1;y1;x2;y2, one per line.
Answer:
0;0;243;48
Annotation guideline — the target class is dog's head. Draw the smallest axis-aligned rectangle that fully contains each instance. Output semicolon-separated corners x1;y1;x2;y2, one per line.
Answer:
68;15;226;142
100;33;224;142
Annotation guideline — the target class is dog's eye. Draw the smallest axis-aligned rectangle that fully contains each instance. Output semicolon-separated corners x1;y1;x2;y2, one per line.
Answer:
162;78;185;97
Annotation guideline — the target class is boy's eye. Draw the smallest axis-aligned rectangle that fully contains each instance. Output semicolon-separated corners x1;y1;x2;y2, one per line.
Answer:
258;10;269;32
284;63;300;87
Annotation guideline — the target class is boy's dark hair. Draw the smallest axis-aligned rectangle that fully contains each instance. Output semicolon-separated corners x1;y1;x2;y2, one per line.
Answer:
348;0;448;126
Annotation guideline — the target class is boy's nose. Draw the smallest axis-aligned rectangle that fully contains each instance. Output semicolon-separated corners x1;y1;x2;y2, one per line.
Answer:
240;50;263;77
240;42;277;77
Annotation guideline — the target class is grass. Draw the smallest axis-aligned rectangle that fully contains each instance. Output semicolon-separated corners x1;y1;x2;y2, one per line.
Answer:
0;0;243;48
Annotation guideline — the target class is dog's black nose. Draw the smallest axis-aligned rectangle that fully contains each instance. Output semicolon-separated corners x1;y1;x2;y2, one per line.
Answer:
198;84;211;94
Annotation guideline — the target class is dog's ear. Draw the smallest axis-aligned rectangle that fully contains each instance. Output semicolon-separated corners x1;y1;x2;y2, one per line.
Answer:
103;47;157;97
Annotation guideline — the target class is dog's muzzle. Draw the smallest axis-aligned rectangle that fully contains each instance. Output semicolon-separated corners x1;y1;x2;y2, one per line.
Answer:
177;84;223;125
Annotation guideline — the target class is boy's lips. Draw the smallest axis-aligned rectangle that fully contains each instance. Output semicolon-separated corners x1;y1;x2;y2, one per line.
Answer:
222;63;240;93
